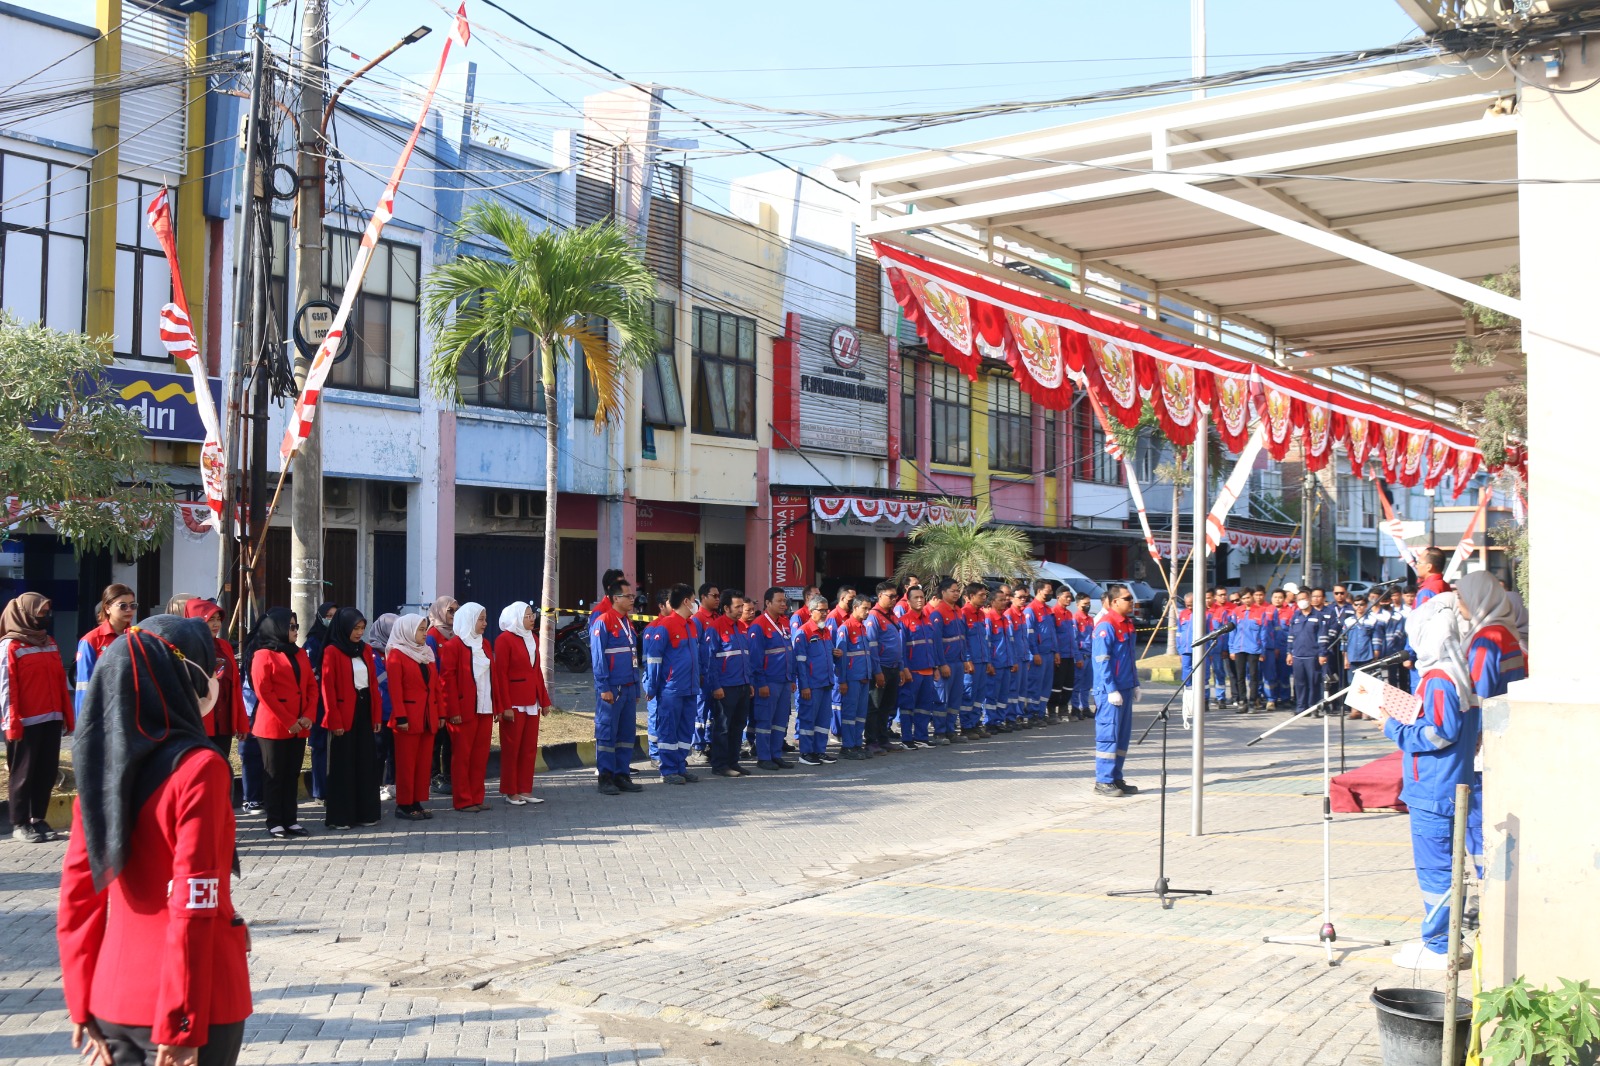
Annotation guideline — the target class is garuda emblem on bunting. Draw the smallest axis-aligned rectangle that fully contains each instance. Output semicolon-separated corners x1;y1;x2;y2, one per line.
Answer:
813;497;849;522
1005;311;1064;389
1453;447;1481;497
1306;403;1331;459
1159;362;1195;428
1380;425;1404;479
1402;432;1427;485
904;275;972;355
1089;337;1138;411
1424;438;1451;489
1214;375;1250;445
881;500;907;525
851;498;883;523
1264;389;1294;448
1346;416;1373;469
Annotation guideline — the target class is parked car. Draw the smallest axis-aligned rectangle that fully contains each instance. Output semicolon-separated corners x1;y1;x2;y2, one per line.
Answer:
1108;578;1169;628
1030;561;1104;604
1341;580;1375;598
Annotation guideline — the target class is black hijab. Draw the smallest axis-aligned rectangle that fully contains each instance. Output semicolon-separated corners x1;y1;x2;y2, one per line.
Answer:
74;615;218;891
246;607;299;689
327;606;366;658
303;601;339;674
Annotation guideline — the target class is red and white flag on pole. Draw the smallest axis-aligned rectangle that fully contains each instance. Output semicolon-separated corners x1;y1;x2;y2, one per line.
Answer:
280;5;471;461
145;187;226;531
1444;491;1491;582
1375;481;1421;570
1085;389;1161;566
1203;425;1265;553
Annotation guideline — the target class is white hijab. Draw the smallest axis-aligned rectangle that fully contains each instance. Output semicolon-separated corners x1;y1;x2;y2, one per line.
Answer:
1455;571;1524;650
1406;592;1470;699
498;601;539;667
455;602;493;715
386;613;434;666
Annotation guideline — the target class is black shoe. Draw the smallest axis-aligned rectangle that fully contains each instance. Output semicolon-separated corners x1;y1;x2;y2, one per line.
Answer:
286;824;311;836
681;771;701;783
597;773;621;796
819;752;839;763
901;740;921;749
1113;780;1140;795
782;741;796;754
1094;782;1128;797
756;760;783;771
798;753;823;766
662;773;688;785
949;732;968;744
615;775;644;793
431;775;450;796
774;758;795;769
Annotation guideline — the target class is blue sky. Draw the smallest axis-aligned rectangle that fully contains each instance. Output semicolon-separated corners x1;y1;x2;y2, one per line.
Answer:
38;0;1425;203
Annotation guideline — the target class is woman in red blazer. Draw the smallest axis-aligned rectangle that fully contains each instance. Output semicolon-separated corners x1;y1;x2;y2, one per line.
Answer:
2;592;74;843
319;608;382;830
247;608;316;838
58;614;251;1066
184;600;249;757
385;614;442;821
440;602;496;812
492;601;552;806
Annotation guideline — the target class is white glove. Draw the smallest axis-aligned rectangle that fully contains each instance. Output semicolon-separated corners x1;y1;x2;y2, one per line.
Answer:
1107;691;1123;707
1133;686;1142;701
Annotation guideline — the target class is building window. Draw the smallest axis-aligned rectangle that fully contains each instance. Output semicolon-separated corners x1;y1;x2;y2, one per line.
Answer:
691;305;756;438
323;229;421;397
640;300;685;427
113;177;173;360
0;151;87;333
988;375;1032;473
929;362;970;466
900;358;918;461
456;330;544;412
1073;405;1122;485
1043;408;1059;472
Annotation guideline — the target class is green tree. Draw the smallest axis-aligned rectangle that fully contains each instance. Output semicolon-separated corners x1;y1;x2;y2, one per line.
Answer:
893;500;1034;586
422;204;657;687
0;313;173;556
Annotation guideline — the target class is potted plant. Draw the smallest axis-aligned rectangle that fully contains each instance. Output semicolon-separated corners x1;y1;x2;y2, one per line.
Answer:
1476;977;1600;1066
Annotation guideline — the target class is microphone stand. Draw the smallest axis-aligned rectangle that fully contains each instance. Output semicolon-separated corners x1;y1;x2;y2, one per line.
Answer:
1250;649;1405;965
1108;632;1223;909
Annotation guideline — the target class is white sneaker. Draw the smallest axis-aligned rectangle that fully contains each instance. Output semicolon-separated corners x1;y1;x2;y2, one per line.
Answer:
524;795;545;805
1391;940;1455;970
379;786;393;801
506;795;528;806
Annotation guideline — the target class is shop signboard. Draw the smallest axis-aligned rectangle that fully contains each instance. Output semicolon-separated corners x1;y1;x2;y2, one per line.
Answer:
771;493;810;597
796;317;888;455
30;366;222;444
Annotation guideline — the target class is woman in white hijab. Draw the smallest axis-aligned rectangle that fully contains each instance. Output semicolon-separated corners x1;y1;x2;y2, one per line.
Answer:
385;614;442;820
439;602;497;812
1383;592;1478;970
491;601;552;805
1454;571;1528;701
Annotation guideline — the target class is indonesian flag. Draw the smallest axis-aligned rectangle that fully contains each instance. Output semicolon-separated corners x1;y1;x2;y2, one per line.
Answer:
145;187;225;531
1085;389;1161;567
450;3;471;46
1203;425;1265;553
1444;492;1491;582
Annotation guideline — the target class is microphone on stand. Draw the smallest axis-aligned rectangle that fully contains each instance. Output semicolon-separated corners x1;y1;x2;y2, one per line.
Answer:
1189;621;1236;649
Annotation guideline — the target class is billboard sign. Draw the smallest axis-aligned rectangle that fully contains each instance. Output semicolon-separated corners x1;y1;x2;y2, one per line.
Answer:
797;316;888;456
30;366;222;444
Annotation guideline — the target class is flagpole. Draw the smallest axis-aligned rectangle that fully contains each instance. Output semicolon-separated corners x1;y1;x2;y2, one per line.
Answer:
1191;412;1208;837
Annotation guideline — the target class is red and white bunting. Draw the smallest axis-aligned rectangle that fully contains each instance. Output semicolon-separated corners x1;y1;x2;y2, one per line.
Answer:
871;241;1510;491
280;7;470;461
145;187;225;530
810;495;975;529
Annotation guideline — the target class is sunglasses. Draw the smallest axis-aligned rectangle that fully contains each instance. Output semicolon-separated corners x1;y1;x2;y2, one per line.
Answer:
1114;595;1134;603
113;601;137;610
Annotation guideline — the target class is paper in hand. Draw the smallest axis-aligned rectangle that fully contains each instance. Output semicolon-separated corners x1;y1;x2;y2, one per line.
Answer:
1346;669;1423;724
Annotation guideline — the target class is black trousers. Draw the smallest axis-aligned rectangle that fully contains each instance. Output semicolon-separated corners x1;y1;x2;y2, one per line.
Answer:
377;724;396;786
257;735;306;831
325;690;381;828
711;684;751;771
867;669;902;745
99;1018;245;1066
1231;653;1261;706
1050;659;1073;711
432;726;452;780
6;719;63;827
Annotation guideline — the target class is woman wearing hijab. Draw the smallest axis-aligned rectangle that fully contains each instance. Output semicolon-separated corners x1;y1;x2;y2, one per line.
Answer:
425;596;459;797
1455;571;1528;702
301;602;339;804
320;608;382;830
74;583;137;716
386;614;442;821
2;593;74;843
183;600;249;766
57;614;251;1066
247;608;317;839
440;602;496;811
1382;593;1479;970
491;601;552;806
364;614;398;802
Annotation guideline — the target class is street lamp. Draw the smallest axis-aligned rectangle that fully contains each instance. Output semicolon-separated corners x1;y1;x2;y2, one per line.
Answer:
319;25;432;141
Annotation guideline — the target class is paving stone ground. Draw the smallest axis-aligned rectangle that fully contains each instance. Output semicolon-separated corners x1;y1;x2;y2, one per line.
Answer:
0;690;1452;1065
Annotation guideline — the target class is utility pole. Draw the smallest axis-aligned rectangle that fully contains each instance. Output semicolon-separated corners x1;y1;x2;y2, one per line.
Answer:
290;0;326;634
1301;467;1314;588
1191;0;1206;100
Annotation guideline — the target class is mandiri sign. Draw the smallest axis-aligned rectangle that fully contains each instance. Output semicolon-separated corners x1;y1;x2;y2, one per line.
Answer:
32;366;223;444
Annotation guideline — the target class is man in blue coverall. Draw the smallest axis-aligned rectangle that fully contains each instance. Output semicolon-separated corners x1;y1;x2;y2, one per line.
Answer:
1286;593;1328;715
643;583;701;784
793;594;837;766
1091;583;1141;797
590;577;644;795
747;588;796;771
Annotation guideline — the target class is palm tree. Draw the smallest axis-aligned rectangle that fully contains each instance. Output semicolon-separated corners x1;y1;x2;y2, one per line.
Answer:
423;202;657;687
893;499;1035;587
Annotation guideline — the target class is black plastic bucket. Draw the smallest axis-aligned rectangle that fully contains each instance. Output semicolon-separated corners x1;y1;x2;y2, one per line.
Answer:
1371;987;1472;1066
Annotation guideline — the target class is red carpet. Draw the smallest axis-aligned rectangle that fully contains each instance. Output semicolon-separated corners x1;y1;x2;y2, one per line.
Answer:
1331;750;1407;813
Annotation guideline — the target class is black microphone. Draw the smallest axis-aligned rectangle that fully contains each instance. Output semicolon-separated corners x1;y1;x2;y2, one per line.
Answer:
1190;621;1236;648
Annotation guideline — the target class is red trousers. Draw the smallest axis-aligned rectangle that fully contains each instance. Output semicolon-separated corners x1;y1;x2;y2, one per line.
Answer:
391;727;435;807
499;711;540;796
449;714;492;808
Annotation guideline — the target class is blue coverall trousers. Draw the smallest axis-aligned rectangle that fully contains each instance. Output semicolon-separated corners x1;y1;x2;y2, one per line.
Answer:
1094;686;1135;784
595;683;638;777
962;669;990;730
653;692;693;777
832;682;868;749
794;684;830;755
897;671;938;742
750;682;792;762
1292;656;1323;713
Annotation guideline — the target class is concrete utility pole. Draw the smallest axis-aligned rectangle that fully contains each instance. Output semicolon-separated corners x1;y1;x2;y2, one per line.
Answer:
290;0;326;633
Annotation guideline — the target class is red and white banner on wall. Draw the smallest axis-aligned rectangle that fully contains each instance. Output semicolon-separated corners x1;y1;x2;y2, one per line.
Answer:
144;188;225;530
280;5;470;462
810;495;978;529
873;241;1508;495
772;493;811;592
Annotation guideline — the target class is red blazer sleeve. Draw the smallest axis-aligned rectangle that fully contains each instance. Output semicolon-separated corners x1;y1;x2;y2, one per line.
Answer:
319;652;354;733
491;634;513;711
218;641;248;735
439;638;471;720
296;649;317;722
56;800;107;1026
528;641;551;709
151;751;235;1046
